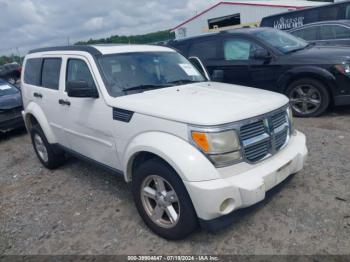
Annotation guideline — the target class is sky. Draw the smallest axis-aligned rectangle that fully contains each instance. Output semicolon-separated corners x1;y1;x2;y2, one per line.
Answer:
0;0;218;56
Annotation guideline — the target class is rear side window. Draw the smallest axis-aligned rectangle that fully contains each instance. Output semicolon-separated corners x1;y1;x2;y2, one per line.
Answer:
188;39;217;60
66;59;96;89
24;58;42;86
41;58;61;90
320;25;350;40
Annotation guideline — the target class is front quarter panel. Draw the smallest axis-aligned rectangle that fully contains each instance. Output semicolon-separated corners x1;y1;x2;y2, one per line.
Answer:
123;131;219;183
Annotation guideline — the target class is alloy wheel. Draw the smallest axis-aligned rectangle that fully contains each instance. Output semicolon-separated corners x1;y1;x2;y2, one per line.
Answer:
33;134;48;162
140;175;180;228
289;84;322;115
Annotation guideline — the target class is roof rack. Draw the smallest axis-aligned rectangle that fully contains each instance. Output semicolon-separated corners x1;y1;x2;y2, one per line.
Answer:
28;45;102;56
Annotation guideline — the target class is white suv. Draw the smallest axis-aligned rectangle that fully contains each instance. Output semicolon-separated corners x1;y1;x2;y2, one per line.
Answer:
21;45;307;239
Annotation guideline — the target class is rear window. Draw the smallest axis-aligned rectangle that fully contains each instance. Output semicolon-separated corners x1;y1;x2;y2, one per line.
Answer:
24;58;42;86
41;58;61;90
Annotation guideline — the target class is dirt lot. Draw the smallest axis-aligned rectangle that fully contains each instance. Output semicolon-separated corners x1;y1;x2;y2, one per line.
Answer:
1;107;350;255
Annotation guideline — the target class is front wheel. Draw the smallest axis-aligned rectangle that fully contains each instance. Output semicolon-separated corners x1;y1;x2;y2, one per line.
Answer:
286;78;330;117
132;159;198;240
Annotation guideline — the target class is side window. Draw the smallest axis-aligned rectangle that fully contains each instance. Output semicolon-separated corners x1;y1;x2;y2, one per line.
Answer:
188;39;217;60
319;6;339;21
291;27;318;41
223;39;264;61
320;25;350;40
346;4;350;19
41;58;61;90
66;59;96;89
24;58;42;86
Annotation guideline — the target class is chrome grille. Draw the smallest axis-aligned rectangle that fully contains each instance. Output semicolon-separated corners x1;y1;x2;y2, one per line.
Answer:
240;120;266;141
240;108;290;163
244;139;270;162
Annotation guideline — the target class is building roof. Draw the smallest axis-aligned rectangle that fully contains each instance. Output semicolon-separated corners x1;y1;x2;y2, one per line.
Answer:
28;44;174;56
171;0;326;31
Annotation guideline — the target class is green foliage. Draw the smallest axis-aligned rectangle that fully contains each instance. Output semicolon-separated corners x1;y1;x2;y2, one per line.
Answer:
75;29;175;45
0;55;23;66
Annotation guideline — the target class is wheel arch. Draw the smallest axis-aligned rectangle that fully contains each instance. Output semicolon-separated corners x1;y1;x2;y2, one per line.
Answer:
123;132;219;183
23;102;57;143
278;67;337;102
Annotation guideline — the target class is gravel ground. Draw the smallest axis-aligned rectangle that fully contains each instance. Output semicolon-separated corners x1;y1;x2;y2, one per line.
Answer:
1;106;350;255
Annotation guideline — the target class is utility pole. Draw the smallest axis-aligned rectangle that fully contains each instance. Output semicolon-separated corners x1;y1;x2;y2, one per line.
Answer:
67;37;70;46
15;47;22;64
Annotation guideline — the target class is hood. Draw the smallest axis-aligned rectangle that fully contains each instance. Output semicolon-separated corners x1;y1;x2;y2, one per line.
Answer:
287;45;350;64
110;82;288;126
0;91;22;110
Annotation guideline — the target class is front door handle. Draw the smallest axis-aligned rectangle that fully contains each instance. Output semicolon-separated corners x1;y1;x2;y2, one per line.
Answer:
33;92;43;98
58;99;71;106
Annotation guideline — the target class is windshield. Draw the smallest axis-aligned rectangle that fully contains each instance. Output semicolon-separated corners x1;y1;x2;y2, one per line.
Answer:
98;52;206;97
0;83;18;96
253;29;308;54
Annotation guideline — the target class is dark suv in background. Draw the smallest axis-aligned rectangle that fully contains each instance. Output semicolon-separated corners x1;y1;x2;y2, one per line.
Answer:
0;63;21;85
167;27;350;117
288;20;350;47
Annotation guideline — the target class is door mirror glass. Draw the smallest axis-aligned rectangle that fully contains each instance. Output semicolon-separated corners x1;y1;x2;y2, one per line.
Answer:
66;80;98;98
188;56;210;80
211;69;224;82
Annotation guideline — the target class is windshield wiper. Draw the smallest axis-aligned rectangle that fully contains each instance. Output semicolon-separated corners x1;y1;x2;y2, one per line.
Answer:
122;84;170;93
166;79;200;85
286;43;315;54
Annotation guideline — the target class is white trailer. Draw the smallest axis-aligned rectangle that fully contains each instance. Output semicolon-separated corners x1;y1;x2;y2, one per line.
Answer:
171;0;325;39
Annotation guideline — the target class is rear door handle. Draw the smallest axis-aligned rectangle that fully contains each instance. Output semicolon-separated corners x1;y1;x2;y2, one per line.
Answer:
58;99;71;106
33;92;42;98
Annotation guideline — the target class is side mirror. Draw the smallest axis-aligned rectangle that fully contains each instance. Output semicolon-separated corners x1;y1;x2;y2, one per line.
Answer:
211;69;224;82
251;49;271;60
66;80;98;98
188;56;211;80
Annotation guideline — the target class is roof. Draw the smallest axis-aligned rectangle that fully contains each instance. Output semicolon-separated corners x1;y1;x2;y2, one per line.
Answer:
28;44;174;56
171;0;326;31
91;44;174;55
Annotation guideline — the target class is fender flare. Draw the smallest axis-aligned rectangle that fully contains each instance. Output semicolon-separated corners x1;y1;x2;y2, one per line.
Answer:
123;132;220;183
277;66;337;96
23;102;57;144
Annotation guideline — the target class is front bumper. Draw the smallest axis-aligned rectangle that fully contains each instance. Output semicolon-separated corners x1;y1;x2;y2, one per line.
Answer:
184;130;307;227
0;116;24;132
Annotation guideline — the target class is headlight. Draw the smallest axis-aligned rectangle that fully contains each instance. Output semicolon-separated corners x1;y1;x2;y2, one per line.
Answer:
190;129;241;167
335;64;350;76
287;106;295;134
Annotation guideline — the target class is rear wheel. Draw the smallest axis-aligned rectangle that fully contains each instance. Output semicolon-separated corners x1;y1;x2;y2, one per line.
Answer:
132;159;198;240
30;125;65;169
286;78;330;117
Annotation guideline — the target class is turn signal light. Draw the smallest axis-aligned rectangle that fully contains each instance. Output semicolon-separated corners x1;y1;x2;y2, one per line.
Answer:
191;132;209;152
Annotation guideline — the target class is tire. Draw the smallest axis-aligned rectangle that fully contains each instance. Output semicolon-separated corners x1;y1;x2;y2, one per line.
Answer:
132;159;198;240
30;125;65;169
286;78;330;117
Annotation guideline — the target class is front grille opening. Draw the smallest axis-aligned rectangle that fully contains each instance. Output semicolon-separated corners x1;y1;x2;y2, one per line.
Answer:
240;108;289;163
244;140;270;162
